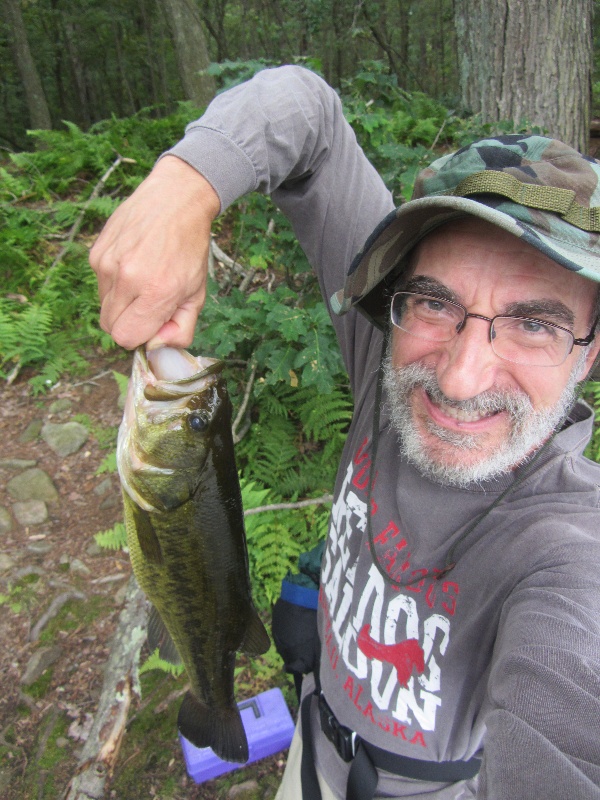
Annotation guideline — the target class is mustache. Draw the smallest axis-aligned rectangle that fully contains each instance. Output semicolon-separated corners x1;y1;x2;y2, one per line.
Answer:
389;362;533;419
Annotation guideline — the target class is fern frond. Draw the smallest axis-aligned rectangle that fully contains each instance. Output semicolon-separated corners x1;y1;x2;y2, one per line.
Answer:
297;386;353;441
96;451;117;475
94;522;127;550
139;647;185;677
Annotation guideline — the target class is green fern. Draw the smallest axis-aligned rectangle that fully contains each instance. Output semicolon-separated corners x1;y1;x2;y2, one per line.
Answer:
296;385;353;441
242;478;329;605
96;450;118;475
94;522;127;550
584;381;600;462
0;301;53;373
139;647;184;677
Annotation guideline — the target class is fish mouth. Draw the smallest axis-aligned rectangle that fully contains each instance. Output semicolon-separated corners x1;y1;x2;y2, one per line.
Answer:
139;347;224;389
135;347;224;417
117;347;223;511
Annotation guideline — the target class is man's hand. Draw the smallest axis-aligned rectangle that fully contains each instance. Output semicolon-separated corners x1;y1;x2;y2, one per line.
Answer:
89;155;221;350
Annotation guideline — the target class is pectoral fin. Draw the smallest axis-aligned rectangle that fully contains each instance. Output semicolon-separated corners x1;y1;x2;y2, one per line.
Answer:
239;606;270;656
147;606;182;665
132;505;163;565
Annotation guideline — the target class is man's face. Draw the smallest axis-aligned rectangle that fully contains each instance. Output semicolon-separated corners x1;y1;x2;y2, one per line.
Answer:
387;218;600;486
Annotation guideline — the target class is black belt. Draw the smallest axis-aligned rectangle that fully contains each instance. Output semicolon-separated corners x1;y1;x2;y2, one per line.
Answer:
301;691;481;800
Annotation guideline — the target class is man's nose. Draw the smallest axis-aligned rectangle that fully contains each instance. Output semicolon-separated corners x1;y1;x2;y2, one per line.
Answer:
435;318;501;400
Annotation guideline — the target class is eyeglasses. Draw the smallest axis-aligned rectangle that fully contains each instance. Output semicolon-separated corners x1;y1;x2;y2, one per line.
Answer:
390;291;598;368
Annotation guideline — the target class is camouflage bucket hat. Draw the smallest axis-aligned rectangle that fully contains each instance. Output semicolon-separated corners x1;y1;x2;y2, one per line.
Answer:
331;134;600;380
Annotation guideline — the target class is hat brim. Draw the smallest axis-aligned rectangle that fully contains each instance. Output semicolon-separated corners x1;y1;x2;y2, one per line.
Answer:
331;196;600;380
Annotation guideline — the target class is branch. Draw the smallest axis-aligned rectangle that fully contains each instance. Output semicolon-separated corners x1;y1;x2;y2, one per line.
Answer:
232;358;258;444
45;154;136;284
244;494;333;516
210;238;247;277
63;575;148;800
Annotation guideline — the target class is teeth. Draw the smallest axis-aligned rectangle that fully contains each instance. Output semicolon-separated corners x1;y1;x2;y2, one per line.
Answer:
435;399;496;423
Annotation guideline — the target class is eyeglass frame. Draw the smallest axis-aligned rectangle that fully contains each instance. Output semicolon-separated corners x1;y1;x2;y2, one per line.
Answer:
389;290;599;366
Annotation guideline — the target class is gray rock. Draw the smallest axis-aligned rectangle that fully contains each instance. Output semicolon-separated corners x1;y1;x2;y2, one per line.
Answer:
93;477;112;496
41;421;89;457
13;500;48;526
86;541;103;557
228;780;260;800
14;565;45;581
99;495;119;510
0;458;37;471
18;419;43;443
7;469;59;503
0;507;13;535
0;553;15;572
70;558;90;575
21;645;63;686
49;398;72;414
27;541;52;555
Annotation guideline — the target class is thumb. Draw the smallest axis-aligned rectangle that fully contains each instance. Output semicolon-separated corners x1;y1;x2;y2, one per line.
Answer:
146;301;202;350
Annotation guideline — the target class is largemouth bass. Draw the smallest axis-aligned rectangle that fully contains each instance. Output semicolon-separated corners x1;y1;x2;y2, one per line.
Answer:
117;346;270;763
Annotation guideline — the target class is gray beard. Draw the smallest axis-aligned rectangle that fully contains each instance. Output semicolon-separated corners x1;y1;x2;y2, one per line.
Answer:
382;352;585;488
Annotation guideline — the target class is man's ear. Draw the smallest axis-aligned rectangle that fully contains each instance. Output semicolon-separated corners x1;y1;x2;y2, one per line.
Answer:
581;337;600;381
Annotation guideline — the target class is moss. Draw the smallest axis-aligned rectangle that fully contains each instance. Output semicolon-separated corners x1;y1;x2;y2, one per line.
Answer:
38;594;111;644
110;670;185;797
22;667;54;699
22;713;70;800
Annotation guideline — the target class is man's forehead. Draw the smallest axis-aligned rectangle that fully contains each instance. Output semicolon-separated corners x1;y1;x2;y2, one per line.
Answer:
413;218;585;285
408;217;597;317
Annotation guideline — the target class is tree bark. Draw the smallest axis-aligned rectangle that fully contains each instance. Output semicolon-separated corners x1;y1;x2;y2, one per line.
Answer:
454;0;593;153
160;0;216;108
2;0;52;130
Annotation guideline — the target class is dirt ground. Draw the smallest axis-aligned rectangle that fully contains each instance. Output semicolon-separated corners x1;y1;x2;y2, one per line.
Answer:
0;349;291;800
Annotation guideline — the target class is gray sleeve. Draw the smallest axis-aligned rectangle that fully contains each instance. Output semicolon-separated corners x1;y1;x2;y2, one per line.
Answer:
165;65;394;391
480;540;600;798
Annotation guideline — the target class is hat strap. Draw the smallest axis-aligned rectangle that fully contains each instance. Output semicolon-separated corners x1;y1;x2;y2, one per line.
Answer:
446;170;600;232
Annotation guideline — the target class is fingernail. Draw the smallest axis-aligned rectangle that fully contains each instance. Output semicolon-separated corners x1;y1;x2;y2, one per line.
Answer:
146;337;166;351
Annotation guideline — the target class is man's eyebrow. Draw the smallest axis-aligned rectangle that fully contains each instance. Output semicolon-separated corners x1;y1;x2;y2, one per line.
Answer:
403;275;457;300
503;299;575;327
401;276;577;327
404;275;575;328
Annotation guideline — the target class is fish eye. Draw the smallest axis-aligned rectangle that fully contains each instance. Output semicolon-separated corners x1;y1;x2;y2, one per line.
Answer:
188;412;209;432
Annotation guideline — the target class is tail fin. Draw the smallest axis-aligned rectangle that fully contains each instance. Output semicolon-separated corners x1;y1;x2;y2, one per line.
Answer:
177;691;249;764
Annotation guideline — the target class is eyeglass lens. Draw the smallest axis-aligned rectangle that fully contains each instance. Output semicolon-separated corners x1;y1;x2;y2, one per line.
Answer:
390;292;573;367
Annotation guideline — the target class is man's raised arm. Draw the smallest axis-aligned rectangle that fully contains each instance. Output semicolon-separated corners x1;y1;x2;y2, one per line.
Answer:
89;66;392;351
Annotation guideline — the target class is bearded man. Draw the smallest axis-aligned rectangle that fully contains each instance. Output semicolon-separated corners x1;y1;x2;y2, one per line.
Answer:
91;67;600;800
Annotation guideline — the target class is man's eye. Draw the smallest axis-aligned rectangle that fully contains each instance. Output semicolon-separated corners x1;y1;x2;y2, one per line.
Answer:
426;299;446;312
519;320;557;339
414;297;453;316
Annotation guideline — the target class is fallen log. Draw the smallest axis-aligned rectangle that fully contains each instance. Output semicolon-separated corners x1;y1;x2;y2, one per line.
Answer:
63;575;148;800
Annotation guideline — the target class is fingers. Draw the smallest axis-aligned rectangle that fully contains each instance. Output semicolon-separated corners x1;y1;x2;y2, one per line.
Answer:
88;157;220;350
146;302;204;351
112;292;206;351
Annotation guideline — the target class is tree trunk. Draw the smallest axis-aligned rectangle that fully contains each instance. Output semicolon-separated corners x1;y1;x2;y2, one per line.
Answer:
160;0;216;108
454;0;593;153
2;0;52;130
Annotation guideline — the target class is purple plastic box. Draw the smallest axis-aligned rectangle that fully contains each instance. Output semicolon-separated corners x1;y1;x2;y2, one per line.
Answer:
179;687;295;784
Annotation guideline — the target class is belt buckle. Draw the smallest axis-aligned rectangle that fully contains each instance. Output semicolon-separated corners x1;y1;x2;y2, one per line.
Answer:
318;693;358;762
